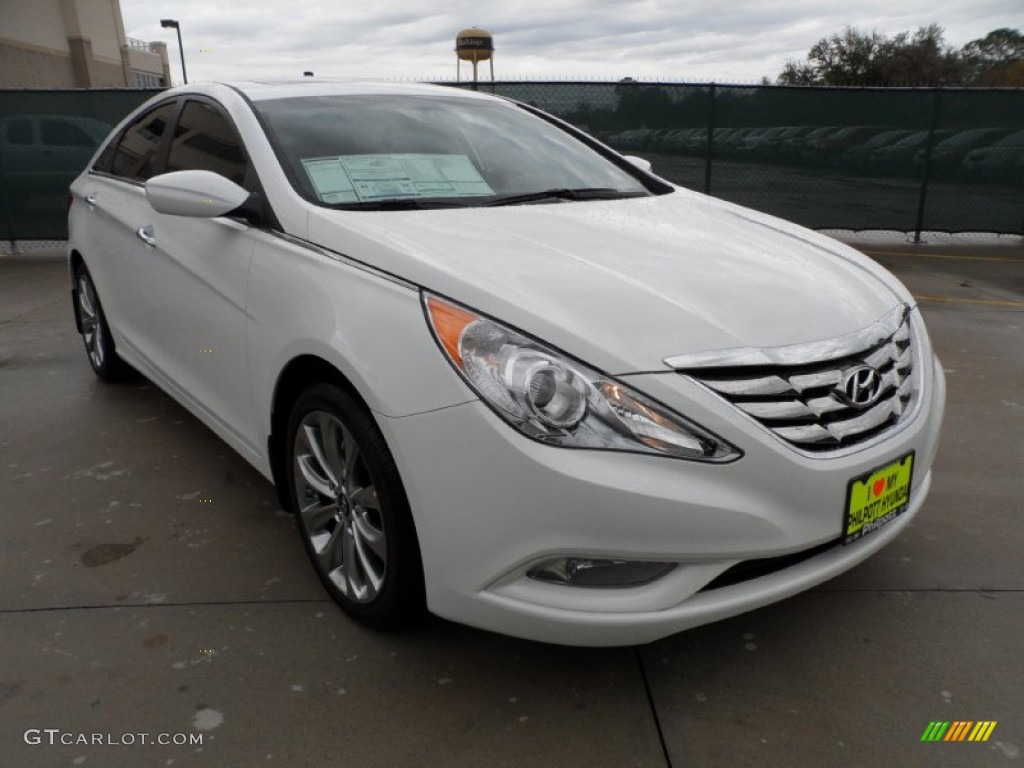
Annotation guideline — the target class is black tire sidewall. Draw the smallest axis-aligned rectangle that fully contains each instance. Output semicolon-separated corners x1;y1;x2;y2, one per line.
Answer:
73;263;132;382
284;383;424;628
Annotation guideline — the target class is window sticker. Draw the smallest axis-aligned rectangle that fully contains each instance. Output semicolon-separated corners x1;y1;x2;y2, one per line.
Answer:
301;157;358;204
301;154;493;203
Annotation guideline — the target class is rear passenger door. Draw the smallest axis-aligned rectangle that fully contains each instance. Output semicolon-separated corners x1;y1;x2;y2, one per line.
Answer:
75;99;180;362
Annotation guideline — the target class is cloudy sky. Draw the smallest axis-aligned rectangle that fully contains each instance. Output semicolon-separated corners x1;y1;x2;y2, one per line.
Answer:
122;0;1021;86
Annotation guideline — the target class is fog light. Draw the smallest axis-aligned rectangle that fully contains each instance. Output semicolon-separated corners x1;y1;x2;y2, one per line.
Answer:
527;558;676;587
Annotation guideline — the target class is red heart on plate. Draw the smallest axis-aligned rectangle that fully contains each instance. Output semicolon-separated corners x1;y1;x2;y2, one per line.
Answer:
872;478;886;497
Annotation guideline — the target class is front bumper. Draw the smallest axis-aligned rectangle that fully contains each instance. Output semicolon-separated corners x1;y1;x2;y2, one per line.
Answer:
378;353;945;647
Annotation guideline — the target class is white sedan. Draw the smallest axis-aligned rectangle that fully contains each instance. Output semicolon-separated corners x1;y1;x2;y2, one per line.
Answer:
67;80;945;646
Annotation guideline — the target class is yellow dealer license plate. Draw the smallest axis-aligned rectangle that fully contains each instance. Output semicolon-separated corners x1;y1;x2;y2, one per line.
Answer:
843;452;915;545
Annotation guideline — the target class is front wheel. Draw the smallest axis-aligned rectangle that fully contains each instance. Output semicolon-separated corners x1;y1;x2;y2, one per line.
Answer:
285;383;425;628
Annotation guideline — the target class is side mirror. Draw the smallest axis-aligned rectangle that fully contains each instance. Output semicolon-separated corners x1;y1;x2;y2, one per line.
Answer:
146;170;250;218
623;155;653;173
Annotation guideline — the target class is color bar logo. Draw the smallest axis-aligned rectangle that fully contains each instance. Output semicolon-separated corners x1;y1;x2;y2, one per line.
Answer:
921;721;997;742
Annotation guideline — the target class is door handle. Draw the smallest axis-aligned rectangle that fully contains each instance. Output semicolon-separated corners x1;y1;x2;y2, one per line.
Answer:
84;193;97;207
136;225;157;247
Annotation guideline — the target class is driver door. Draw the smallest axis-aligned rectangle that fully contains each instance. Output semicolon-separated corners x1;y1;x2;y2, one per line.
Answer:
135;98;260;458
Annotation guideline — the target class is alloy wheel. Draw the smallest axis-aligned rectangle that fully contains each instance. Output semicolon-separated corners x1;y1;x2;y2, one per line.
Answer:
78;273;105;370
293;410;387;603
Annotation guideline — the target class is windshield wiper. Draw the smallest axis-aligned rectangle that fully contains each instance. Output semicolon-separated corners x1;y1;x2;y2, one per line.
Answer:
330;188;647;211
482;188;647;207
332;198;479;211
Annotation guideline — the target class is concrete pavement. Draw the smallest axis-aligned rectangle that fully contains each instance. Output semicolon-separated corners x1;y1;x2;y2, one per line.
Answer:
1;237;1021;767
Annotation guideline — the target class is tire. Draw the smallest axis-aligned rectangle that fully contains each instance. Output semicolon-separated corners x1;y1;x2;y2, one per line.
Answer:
285;383;425;628
73;262;135;382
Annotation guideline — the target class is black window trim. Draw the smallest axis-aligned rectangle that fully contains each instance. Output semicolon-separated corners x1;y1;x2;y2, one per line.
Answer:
89;96;181;185
226;85;314;209
90;92;280;230
170;96;250;186
167;95;280;230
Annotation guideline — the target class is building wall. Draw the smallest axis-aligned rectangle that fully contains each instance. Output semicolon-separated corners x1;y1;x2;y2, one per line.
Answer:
2;0;70;53
76;0;122;61
127;43;170;88
0;39;77;88
0;0;166;88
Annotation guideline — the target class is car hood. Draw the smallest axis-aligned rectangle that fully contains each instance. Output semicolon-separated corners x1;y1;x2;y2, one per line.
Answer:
307;189;909;374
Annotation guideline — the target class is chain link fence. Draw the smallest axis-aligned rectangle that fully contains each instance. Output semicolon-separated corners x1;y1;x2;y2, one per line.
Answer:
1;83;1022;242
450;82;1024;237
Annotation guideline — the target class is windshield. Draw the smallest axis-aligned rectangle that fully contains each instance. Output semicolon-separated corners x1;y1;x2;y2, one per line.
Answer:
252;93;658;209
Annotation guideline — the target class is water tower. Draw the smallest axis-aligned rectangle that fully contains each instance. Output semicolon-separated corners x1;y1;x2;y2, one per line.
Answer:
455;27;494;83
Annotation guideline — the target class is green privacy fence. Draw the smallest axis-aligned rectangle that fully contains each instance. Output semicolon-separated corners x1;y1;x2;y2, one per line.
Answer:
0;89;162;240
2;84;1022;241
451;82;1024;237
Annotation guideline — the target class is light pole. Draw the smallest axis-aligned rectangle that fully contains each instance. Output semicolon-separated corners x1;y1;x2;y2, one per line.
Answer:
160;19;187;84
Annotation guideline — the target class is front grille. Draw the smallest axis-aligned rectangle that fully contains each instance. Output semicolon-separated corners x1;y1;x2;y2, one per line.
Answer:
676;307;916;452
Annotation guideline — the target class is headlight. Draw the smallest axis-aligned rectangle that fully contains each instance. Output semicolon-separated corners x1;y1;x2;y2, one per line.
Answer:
424;293;740;462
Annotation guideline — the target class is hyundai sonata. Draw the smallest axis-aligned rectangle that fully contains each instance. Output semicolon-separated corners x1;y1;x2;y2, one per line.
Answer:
67;80;945;646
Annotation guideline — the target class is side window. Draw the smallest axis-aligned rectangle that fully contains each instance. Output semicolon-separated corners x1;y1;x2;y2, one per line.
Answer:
165;101;248;185
6;118;34;145
93;140;117;173
108;101;178;181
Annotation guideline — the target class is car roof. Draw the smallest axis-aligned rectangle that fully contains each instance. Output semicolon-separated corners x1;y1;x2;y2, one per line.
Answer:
174;79;492;103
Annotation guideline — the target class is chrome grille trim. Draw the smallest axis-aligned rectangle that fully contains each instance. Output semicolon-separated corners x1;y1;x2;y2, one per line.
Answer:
789;370;841;392
672;305;918;453
663;304;908;370
738;400;814;419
